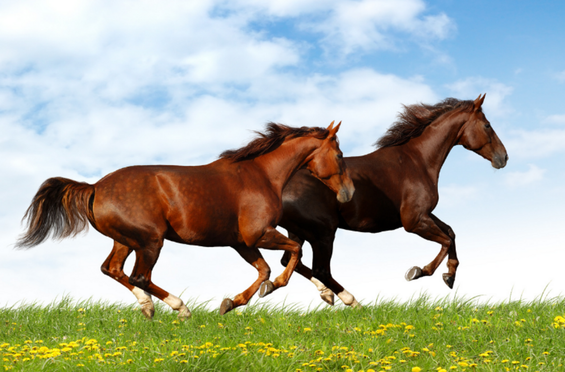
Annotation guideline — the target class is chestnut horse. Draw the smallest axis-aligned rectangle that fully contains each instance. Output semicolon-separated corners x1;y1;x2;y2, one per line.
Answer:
277;95;508;307
16;122;355;318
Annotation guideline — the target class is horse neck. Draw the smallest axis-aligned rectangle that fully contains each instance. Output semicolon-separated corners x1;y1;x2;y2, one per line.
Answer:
406;110;470;183
254;137;318;194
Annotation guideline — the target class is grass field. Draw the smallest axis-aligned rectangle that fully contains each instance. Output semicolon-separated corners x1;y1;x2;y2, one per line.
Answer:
1;295;565;371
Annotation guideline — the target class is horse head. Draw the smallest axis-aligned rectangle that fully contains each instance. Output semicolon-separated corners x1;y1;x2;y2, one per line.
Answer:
458;94;508;169
305;121;355;203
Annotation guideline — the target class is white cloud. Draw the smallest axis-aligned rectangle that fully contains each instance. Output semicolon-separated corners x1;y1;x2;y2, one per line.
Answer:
555;70;565;83
308;0;455;55
446;77;513;117
544;114;565;125
504;164;545;187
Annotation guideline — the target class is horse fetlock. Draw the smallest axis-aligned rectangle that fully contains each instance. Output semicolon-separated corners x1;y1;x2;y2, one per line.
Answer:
220;298;235;315
320;288;335;306
259;280;275;298
129;275;150;290
405;266;423;281
447;258;459;270
337;290;357;307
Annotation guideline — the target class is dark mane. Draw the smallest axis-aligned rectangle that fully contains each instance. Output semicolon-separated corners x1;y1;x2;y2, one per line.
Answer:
220;122;329;162
375;98;475;148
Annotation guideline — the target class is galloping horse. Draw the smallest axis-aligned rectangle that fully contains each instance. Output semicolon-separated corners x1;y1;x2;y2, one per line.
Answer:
277;95;508;307
16;122;355;318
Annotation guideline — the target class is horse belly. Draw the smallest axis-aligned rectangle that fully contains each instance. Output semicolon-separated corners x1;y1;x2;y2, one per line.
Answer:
165;202;241;247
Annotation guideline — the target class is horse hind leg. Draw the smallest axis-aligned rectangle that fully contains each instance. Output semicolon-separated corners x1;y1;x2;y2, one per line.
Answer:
220;246;271;315
101;241;155;319
128;238;191;320
254;227;302;298
403;213;458;289
310;235;360;308
280;233;335;306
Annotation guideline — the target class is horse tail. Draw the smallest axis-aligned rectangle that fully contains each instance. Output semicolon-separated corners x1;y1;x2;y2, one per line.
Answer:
16;177;96;249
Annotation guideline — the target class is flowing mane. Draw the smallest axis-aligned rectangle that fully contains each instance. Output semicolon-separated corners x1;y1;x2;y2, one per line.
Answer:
220;122;329;162
375;98;475;148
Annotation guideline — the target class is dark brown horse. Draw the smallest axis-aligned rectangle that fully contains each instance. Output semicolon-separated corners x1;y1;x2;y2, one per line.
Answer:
277;95;508;307
16;122;355;318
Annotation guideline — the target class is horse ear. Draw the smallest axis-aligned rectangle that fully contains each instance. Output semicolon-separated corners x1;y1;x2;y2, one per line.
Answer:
474;93;486;110
327;120;335;131
329;121;341;137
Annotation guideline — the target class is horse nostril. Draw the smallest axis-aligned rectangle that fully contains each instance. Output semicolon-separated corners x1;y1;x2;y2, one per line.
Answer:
505;154;509;162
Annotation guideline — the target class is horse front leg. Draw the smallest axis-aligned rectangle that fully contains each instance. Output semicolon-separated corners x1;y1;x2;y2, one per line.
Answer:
129;240;191;320
220;246;270;315
101;241;155;319
254;227;301;298
403;213;458;289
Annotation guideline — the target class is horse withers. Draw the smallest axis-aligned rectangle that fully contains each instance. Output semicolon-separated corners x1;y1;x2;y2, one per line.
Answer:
277;95;508;307
16;121;354;318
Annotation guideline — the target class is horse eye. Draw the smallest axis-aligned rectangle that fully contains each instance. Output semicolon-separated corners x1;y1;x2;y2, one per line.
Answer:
484;123;491;129
337;153;343;160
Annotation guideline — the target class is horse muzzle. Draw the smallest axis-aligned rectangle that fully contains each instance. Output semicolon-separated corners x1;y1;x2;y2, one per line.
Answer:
336;178;355;203
492;152;509;169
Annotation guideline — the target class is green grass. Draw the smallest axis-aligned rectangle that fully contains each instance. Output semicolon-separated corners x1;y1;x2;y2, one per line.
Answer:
1;295;565;371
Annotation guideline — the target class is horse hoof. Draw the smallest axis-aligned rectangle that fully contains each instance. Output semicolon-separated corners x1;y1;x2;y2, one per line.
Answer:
140;305;155;320
405;266;423;281
178;305;192;320
259;280;275;298
443;273;455;289
220;298;235;315
320;289;335;306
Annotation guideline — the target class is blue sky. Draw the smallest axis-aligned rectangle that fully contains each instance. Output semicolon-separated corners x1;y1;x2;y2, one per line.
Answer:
1;0;564;310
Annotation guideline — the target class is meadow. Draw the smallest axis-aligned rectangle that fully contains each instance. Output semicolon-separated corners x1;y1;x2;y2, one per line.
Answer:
1;295;565;371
